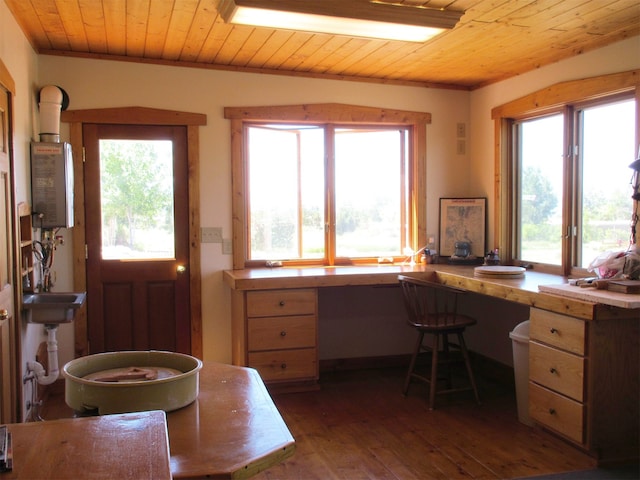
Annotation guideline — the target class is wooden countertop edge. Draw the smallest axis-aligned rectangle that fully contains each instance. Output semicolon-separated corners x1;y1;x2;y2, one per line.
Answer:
434;271;596;320
226;443;296;480
222;266;434;290
174;442;295;480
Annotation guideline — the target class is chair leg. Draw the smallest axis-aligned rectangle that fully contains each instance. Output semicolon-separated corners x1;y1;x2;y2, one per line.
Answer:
403;331;424;395
428;333;439;410
457;332;481;405
442;333;453;390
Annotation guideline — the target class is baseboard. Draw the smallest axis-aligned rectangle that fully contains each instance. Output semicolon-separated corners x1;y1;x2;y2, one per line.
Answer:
319;352;515;387
320;354;411;373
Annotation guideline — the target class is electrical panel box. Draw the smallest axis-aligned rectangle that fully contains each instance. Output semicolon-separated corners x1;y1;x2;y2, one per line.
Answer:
30;142;74;228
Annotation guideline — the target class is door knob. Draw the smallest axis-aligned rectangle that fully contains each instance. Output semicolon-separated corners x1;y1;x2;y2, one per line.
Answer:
177;265;186;274
0;309;8;320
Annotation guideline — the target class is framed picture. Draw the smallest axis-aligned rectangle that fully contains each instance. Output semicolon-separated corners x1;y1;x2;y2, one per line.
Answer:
439;197;486;258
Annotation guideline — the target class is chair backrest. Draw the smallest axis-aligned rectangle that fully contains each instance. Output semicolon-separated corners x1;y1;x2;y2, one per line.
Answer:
398;275;469;328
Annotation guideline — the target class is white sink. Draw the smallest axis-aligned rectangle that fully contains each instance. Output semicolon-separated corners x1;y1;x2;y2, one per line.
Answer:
22;292;86;324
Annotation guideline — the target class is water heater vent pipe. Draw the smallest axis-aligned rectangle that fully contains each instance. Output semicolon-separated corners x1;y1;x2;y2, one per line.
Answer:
38;85;68;143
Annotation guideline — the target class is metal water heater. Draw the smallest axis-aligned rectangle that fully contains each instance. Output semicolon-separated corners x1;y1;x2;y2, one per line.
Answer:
30;142;74;228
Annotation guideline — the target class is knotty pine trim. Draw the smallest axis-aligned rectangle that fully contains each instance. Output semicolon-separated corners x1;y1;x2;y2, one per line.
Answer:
224;103;431;124
69;122;88;358
61;106;206;126
491;70;639;119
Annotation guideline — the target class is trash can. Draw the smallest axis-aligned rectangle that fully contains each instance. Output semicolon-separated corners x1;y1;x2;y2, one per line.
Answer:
510;320;533;426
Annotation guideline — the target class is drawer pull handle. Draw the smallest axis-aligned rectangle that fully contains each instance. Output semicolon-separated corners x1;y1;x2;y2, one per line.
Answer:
549;367;557;374
550;328;558;334
549;408;556;415
280;330;287;337
280;363;287;369
279;301;285;306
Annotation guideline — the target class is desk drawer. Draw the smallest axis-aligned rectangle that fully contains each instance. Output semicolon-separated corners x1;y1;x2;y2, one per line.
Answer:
529;382;584;444
530;308;585;355
530;341;585;402
247;289;316;317
248;315;316;351
249;349;317;382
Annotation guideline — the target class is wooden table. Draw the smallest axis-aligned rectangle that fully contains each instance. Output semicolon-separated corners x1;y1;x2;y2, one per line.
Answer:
4;410;171;479
167;361;296;479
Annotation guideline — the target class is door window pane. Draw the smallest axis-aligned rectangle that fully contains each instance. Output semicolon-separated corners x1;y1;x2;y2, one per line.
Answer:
518;114;563;265
579;99;635;267
99;139;175;259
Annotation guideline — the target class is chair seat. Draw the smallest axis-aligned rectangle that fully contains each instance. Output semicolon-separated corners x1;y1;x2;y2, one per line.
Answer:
415;314;477;332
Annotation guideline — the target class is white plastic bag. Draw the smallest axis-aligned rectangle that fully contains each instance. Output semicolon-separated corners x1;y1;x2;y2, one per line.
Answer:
587;250;626;279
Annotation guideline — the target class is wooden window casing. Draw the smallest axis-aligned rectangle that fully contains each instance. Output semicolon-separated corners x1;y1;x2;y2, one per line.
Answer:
224;104;431;270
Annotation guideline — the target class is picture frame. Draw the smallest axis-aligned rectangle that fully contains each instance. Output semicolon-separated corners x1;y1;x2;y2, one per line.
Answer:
439;197;486;258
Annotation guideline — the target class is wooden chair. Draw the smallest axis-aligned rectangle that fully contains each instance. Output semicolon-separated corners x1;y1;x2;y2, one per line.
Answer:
398;275;481;409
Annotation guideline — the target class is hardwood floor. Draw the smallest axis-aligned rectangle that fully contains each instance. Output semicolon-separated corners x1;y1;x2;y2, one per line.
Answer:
254;368;595;480
39;366;596;479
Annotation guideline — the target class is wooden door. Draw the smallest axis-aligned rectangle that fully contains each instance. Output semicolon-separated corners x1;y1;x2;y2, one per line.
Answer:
0;81;16;423
83;124;191;353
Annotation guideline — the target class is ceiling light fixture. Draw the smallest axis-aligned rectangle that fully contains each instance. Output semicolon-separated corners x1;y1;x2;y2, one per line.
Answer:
217;0;463;43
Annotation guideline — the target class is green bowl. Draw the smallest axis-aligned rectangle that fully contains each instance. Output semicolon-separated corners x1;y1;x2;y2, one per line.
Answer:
63;351;202;415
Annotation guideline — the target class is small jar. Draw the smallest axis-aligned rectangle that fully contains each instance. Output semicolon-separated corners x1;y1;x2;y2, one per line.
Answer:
485;250;500;266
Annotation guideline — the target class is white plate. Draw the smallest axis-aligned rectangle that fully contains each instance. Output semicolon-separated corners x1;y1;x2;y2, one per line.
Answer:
474;265;526;277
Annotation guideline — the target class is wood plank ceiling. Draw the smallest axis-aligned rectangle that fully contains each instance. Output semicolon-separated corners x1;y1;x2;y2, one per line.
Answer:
5;0;640;90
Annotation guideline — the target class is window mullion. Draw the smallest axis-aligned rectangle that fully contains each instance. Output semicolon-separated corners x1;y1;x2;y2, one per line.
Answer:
296;130;303;258
400;129;408;252
561;106;575;276
324;124;336;265
570;107;583;273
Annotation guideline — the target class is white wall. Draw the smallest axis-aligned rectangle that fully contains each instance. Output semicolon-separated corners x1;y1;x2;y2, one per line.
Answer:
36;55;471;364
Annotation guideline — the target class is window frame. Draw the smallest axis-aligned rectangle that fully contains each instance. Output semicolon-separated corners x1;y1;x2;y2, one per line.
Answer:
492;70;639;276
224;103;431;269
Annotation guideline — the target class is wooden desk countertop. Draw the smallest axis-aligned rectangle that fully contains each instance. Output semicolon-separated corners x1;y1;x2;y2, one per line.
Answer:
222;263;563;292
223;264;640;316
167;362;295;479
5;410;171;479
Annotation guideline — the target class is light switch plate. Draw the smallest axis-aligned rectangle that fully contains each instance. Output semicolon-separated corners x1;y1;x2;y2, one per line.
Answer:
222;239;232;254
201;227;222;243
